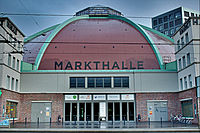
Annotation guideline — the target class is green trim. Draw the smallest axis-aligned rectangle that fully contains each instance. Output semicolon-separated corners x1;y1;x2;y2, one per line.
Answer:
34;15;164;70
21;69;177;73
139;24;174;43
24;24;60;43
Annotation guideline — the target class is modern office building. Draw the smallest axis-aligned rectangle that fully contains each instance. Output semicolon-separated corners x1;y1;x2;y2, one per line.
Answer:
152;7;200;37
173;17;200;125
0;6;199;124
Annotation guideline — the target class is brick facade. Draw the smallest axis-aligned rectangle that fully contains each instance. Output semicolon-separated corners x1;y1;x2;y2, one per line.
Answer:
0;89;64;122
136;88;198;124
136;92;180;121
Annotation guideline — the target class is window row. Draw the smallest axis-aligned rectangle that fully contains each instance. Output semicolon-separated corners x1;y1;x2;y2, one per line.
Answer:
8;54;20;71
153;26;181;35
184;11;199;17
70;77;129;88
177;32;189;51
7;75;19;91
7;33;22;51
153;12;181;26
179;75;193;90
178;53;191;70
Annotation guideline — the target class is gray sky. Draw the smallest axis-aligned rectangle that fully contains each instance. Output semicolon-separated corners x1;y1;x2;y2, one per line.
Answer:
0;0;199;37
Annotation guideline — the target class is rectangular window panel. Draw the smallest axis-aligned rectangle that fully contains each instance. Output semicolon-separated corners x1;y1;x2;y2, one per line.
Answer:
188;75;192;88
11;78;14;90
17;59;19;71
169;21;174;27
184;76;187;89
175;18;182;25
70;77;76;88
12;57;15;69
6;101;18;118
153;20;157;26
15;79;18;91
178;58;182;70
7;75;10;89
77;78;85;88
164;16;168;22
181;100;193;117
187;53;191;65
184;11;189;17
114;77;121;87
96;77;103;88
177;40;180;50
185;33;189;44
180;78;183;90
122;77;129;88
164;23;168;29
183;56;186;68
169;14;174;20
104;77;111;88
88;77;95;88
158;18;163;24
8;54;11;66
175;12;181;19
181;37;184;45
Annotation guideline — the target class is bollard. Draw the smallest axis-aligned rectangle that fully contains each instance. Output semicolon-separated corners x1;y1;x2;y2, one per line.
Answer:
86;116;88;125
74;116;76;125
136;118;138;125
25;117;27;127
13;117;14;125
62;117;63;125
185;117;186;127
123;116;125;125
37;117;39;128
50;117;51;127
160;117;162;127
148;117;150;128
112;118;113;125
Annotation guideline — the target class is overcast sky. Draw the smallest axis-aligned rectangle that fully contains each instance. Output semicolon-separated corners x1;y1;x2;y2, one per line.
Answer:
0;0;199;37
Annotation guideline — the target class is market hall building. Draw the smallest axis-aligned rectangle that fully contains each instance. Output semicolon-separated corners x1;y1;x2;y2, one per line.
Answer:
0;6;199;124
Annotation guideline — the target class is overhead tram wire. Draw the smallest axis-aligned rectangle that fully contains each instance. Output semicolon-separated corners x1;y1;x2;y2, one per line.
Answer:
0;12;152;19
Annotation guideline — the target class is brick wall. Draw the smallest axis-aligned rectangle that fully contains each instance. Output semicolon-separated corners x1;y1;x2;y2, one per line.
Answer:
136;92;180;121
178;88;198;124
0;89;21;119
19;93;64;122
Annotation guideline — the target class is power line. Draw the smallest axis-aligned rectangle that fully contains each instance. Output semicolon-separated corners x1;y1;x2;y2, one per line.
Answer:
0;12;152;19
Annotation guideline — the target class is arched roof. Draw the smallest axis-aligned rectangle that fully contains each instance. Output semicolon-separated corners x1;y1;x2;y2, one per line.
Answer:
24;15;175;70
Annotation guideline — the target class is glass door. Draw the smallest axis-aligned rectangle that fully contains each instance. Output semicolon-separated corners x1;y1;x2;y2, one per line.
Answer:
72;103;77;121
93;103;99;121
114;102;120;121
86;103;91;121
65;103;70;121
108;103;113;121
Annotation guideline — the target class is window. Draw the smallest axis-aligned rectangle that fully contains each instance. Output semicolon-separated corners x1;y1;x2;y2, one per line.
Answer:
158;18;163;24
8;54;11;66
175;12;181;18
191;13;194;17
177;40;180;50
187;53;191;65
188;75;192;88
169;21;174;27
178;59;182;70
153;20;157;26
185;32;189;44
181;37;184;45
15;79;18;91
6;101;18;118
169;28;174;35
17;41;20;51
184;11;189;17
11;77;14;90
70;77;85;88
164;23;168;29
164;16;168;22
182;56;186;68
17;59;19;71
169;14;174;20
88;77;111;88
180;78;183;90
114;77;129;88
184;76;187;89
12;57;15;69
181;100;193;117
7;75;10;89
164;31;168;35
159;25;163;31
175;18;182;25
175;26;180;32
